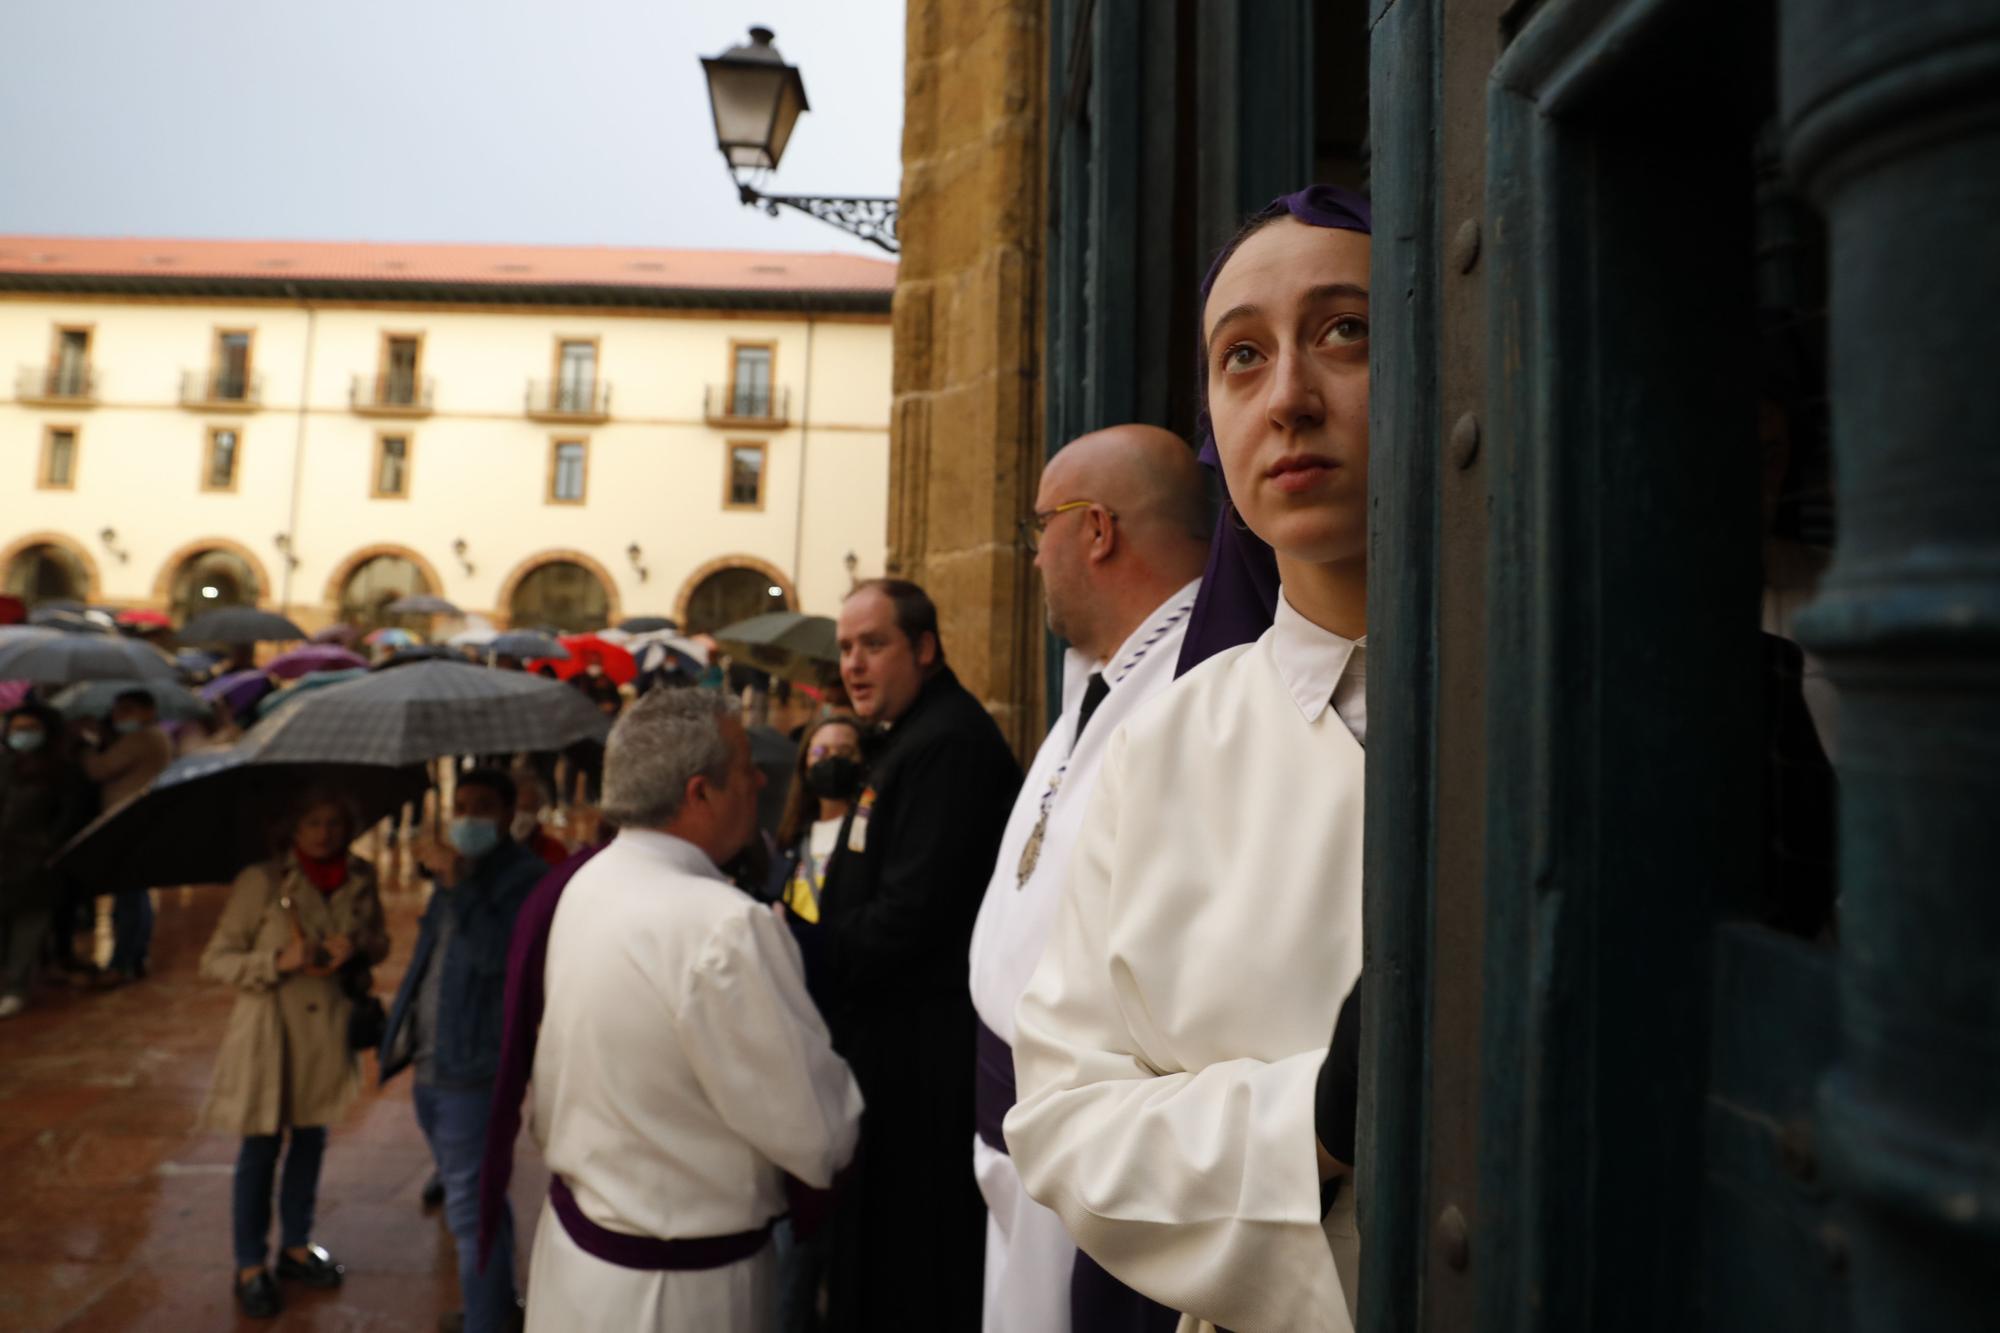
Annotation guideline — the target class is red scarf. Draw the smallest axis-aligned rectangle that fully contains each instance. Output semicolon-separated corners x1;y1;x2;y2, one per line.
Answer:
294;845;348;894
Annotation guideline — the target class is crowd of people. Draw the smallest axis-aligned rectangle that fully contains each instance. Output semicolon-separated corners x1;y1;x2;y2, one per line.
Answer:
1;182;1382;1333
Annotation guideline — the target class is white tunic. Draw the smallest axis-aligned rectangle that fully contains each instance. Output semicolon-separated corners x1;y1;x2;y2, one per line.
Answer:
1006;593;1366;1333
968;581;1199;1333
525;828;863;1333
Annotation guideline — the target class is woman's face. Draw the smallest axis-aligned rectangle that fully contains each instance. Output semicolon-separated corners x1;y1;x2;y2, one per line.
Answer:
295;802;350;860
807;723;862;766
1202;218;1371;566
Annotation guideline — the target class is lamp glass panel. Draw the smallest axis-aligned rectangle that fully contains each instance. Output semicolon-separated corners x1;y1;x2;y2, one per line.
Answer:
705;59;789;169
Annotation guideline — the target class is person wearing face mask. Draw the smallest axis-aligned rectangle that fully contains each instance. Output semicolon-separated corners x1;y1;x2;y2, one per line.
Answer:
381;767;546;1333
1006;186;1374;1333
770;714;867;958
0;703;92;1018
80;688;173;985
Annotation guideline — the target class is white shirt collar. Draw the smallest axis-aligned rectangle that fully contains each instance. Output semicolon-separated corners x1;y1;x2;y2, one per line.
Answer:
1060;578;1203;712
613;827;727;882
1270;589;1366;730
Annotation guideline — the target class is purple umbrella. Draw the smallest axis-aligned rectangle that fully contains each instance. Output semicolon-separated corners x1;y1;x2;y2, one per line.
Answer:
200;668;274;717
266;644;368;680
311;623;359;646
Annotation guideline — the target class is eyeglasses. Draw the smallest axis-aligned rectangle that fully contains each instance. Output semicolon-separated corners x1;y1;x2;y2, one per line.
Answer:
1019;499;1115;553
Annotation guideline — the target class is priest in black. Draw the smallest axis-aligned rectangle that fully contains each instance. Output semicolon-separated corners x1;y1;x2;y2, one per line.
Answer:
819;579;1023;1332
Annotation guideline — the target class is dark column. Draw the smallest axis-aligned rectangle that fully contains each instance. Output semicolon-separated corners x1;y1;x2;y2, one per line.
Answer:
1781;2;2000;1327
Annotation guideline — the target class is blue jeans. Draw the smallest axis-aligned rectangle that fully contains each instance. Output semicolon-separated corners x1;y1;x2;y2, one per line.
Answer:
414;1082;516;1331
233;1127;327;1268
110;890;153;974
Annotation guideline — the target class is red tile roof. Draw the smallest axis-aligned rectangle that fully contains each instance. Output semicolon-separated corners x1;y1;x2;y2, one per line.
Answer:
0;236;895;304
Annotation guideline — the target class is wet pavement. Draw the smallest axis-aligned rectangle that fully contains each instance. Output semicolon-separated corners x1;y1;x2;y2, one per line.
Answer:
0;879;549;1332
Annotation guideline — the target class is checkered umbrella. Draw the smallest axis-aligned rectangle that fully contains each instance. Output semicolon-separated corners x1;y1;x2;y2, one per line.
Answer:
0;627;178;685
178;608;307;645
241;659;610;765
55;746;429;893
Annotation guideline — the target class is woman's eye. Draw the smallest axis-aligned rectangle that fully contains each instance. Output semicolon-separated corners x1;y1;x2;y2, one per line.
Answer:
1222;343;1263;371
1321;316;1369;347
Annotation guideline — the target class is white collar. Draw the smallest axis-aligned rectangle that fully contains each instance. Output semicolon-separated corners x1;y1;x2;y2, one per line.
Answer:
1270;589;1364;724
613;827;727;882
1061;578;1203;713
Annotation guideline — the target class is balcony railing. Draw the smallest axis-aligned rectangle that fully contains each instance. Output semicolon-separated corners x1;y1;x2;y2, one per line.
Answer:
16;365;97;404
526;378;612;421
181;369;263;409
351;373;435;415
704;383;792;426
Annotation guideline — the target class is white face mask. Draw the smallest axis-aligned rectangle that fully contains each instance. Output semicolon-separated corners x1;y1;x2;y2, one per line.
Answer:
510;811;540;841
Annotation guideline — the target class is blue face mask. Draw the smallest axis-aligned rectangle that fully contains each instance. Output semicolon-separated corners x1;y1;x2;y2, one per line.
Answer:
448;816;501;860
6;730;45;753
113;718;144;735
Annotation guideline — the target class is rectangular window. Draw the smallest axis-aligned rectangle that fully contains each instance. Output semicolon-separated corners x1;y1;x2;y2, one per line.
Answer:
730;343;773;417
204;427;240;491
213;329;252;400
381;335;421;405
40;426;78;489
52;327;90;397
726;441;766;509
549;439;587;503
555;339;597;412
374;434;411;497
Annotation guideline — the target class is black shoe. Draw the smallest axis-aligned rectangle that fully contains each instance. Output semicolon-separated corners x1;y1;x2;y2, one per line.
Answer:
276;1243;345;1288
235;1270;282;1319
421;1173;446;1210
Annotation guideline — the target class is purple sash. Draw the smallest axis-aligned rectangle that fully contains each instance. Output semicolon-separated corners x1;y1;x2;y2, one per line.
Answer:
974;1017;1016;1154
548;1175;771;1272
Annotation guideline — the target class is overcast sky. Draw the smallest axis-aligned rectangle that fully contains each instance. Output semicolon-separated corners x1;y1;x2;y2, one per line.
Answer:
0;0;905;257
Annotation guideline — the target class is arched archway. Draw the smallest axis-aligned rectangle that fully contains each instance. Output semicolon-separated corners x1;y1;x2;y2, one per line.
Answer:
153;539;270;626
0;531;100;605
674;555;796;634
324;545;442;633
498;550;620;633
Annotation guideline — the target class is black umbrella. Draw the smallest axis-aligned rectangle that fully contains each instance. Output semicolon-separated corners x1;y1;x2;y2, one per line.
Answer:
617;615;679;634
28;607;114;634
385;594;463;616
711;612;839;686
52;677;209;723
243;659;611;765
370;644;465;671
56;746;429;893
179;608;307;645
488;631;569;660
0;627;178;684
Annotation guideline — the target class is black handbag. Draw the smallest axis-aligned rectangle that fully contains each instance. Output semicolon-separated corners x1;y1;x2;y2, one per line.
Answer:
341;960;387;1053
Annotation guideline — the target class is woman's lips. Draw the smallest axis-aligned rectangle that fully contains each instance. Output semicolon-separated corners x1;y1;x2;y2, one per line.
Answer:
1267;454;1339;495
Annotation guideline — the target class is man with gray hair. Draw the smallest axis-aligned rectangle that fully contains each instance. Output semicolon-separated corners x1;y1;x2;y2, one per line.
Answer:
522;689;863;1332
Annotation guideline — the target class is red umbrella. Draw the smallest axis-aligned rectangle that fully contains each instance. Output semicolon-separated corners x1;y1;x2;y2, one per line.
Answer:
531;634;636;684
115;609;174;629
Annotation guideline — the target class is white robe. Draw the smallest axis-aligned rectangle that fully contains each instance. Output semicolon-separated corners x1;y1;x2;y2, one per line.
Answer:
1006;594;1366;1333
968;581;1199;1333
525;829;863;1333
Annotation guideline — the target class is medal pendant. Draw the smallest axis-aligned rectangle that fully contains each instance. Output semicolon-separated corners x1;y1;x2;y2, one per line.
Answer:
1017;817;1046;888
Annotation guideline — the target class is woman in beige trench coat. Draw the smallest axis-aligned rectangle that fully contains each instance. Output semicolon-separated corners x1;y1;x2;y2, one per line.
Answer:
198;792;389;1320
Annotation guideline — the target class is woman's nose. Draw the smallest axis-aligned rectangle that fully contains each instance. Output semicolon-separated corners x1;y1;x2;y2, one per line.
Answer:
1264;347;1325;431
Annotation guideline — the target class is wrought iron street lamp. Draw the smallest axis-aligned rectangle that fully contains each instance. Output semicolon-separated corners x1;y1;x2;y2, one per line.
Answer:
699;27;899;254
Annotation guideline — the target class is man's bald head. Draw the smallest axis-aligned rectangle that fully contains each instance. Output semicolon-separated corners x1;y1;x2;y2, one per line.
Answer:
1037;424;1211;546
1033;424;1211;662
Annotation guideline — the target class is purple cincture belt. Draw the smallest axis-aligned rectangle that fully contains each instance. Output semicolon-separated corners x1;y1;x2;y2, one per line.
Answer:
975;1017;1016;1155
548;1175;772;1271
